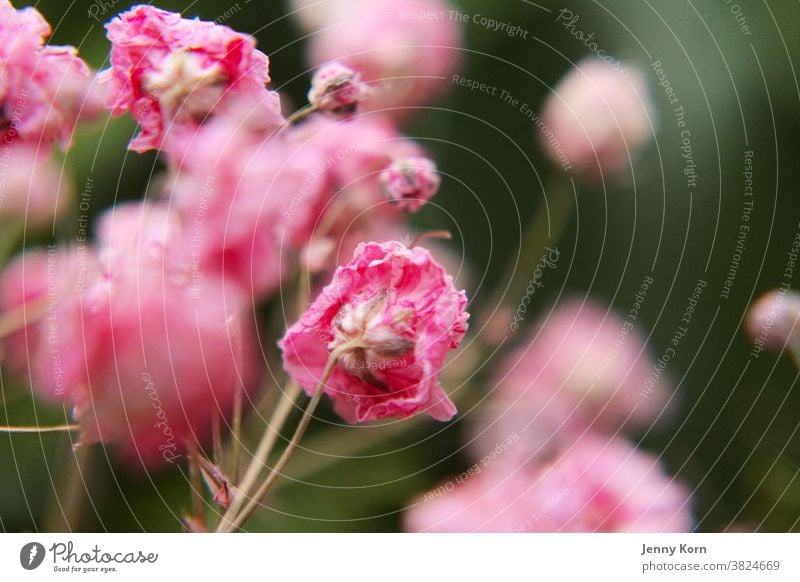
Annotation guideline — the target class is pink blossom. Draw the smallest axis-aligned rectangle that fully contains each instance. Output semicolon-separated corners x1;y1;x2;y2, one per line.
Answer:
379;157;440;212
541;58;655;176
308;61;369;118
476;300;667;458
166;112;431;300
405;434;693;532
1;202;259;466
0;0;101;146
0;143;69;227
0;246;96;398
293;0;462;116
747;290;800;351
101;5;282;153
280;240;468;422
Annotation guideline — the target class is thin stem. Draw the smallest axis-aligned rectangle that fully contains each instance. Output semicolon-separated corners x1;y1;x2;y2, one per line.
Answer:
229;386;243;480
44;442;93;532
278;105;317;135
0;424;79;433
212;412;223;466
216;381;302;531
0;294;50;340
187;440;205;525
488;177;575;319
220;346;345;532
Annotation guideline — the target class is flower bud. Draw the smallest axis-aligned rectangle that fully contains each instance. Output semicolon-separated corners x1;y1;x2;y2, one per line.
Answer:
379;157;441;212
308;61;369;118
747;290;800;350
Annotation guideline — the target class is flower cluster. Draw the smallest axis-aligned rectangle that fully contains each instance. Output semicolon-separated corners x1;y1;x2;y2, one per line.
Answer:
1;3;457;469
406;300;692;532
0;0;102;226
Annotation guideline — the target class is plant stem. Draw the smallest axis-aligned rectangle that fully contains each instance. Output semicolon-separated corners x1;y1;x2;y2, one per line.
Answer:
216;381;302;531
0;424;79;433
0;294;51;339
489;176;575;319
187;440;206;525
219;346;345;532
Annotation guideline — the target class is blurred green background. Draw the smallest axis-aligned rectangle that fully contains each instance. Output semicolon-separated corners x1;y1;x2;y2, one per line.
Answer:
2;0;799;532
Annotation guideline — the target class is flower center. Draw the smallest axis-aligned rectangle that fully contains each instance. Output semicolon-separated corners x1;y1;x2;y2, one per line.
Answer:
329;293;414;387
143;52;227;121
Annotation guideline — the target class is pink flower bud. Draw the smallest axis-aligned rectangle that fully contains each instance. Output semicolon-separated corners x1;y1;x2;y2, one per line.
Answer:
101;5;282;153
379;157;440;212
292;0;462;116
405;434;693;532
280;240;468;422
747;289;800;350
308;61;369;118
542;58;656;176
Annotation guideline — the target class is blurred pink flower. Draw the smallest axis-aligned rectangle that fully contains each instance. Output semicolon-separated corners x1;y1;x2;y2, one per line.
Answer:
0;0;101;147
0;143;69;226
292;0;462;116
308;61;369;118
166;111;432;300
0;245;96;398
1;202;259;466
379;157;440;212
476;300;668;458
747;289;800;352
405;433;693;532
101;5;282;153
280;240;468;422
541;58;655;176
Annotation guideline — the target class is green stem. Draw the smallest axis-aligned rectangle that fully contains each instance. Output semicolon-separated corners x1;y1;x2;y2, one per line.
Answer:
490;176;575;320
219;346;346;532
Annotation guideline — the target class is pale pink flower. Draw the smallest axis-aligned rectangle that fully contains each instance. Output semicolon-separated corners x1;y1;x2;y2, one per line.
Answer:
101;5;282;153
542;58;655;175
476;300;667;458
308;61;369;118
0;143;69;227
294;0;462;116
166;111;431;300
0;245;96;399
280;240;468;422
0;0;101;146
747;290;800;351
1;202;259;466
379;157;440;212
405;434;693;532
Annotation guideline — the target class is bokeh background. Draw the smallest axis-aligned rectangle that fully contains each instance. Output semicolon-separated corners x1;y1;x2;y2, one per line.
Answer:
2;0;799;532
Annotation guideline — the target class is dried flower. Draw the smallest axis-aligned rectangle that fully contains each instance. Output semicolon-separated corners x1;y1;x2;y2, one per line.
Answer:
280;240;468;422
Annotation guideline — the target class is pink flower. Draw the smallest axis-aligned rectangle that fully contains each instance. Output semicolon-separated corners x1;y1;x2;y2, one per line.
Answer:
1;202;259;467
405;434;693;532
747;289;800;351
101;5;282;153
0;143;69;227
476;300;668;458
293;0;462;116
379;157;440;211
0;246;96;398
0;0;101;146
308;61;369;118
280;240;468;422
541;58;655;176
166;111;432;300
